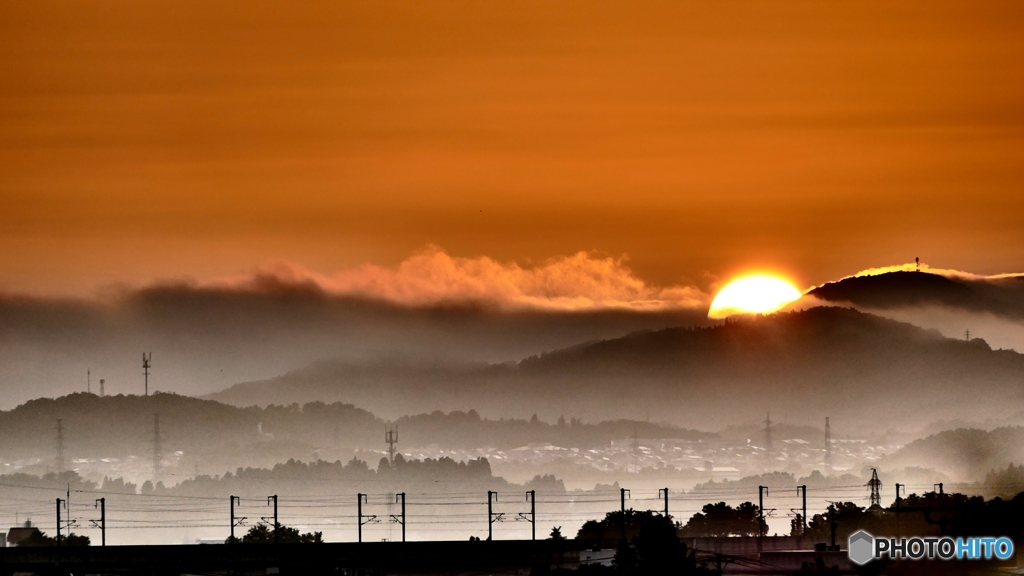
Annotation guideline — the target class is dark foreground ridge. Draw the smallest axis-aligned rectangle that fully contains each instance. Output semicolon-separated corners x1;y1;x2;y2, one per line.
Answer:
0;538;1016;576
6;540;581;575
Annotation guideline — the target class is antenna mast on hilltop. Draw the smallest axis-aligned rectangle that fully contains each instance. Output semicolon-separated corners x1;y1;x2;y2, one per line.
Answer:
385;426;398;464
824;417;832;470
763;413;773;467
87;369;91;394
142;353;152;396
915;257;919;272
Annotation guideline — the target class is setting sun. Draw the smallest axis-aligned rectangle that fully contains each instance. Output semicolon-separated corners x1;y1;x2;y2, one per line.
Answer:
708;276;802;319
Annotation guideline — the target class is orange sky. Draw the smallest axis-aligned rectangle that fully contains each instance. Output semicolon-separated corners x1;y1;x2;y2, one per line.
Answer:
2;0;1023;296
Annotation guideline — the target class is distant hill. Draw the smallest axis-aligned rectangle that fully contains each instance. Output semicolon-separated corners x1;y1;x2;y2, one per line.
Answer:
0;393;383;474
807;271;1024;319
0;393;705;479
207;307;1024;432
879;427;1024;482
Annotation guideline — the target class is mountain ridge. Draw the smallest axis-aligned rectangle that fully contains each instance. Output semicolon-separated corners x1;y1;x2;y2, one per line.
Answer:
807;270;1024;319
206;307;1024;431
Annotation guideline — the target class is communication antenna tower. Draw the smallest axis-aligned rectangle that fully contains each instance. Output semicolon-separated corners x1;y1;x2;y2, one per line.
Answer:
763;413;773;467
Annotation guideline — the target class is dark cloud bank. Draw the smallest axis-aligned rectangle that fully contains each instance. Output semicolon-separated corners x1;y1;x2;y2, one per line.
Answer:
4;270;1024;435
0;281;706;410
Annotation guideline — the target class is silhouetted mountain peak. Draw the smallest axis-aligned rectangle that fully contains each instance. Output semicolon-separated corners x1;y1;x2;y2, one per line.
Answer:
807;271;977;309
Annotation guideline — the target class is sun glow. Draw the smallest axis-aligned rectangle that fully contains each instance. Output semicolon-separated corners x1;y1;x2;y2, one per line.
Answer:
708;275;802;319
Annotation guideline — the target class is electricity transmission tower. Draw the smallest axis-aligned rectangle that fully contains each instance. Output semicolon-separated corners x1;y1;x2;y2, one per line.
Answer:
142;352;151;396
824;417;832;470
868;469;882;507
385;426;398;464
55;419;65;475
152;413;162;482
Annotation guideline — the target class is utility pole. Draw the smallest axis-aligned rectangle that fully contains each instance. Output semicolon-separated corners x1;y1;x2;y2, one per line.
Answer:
56;498;64;546
55;419;65;475
94;498;105;546
357;493;377;543
358;493;366;543
230;496;242;542
152;413;162;482
829;507;838;550
797;485;807;535
525;490;536;541
895;483;905;538
758;486;768;538
390;493;406;542
658;488;669;519
385;426;398;464
267;495;278;544
487;491;504;540
142;352;151;396
620;488;630;541
824;417;832;470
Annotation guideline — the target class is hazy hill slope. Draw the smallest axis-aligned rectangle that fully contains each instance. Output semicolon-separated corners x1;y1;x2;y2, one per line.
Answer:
208;307;1024;432
879;427;1024;482
0;393;383;470
0;393;705;474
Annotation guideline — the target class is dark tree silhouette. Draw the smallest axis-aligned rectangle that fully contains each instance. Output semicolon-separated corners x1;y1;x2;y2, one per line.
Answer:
17;528;90;547
226;522;323;544
679;502;765;537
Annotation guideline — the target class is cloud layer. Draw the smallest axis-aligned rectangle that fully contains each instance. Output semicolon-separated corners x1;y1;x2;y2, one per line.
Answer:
214;246;708;312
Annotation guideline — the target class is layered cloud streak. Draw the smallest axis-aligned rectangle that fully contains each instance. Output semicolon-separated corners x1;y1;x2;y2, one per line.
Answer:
215;246;708;312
